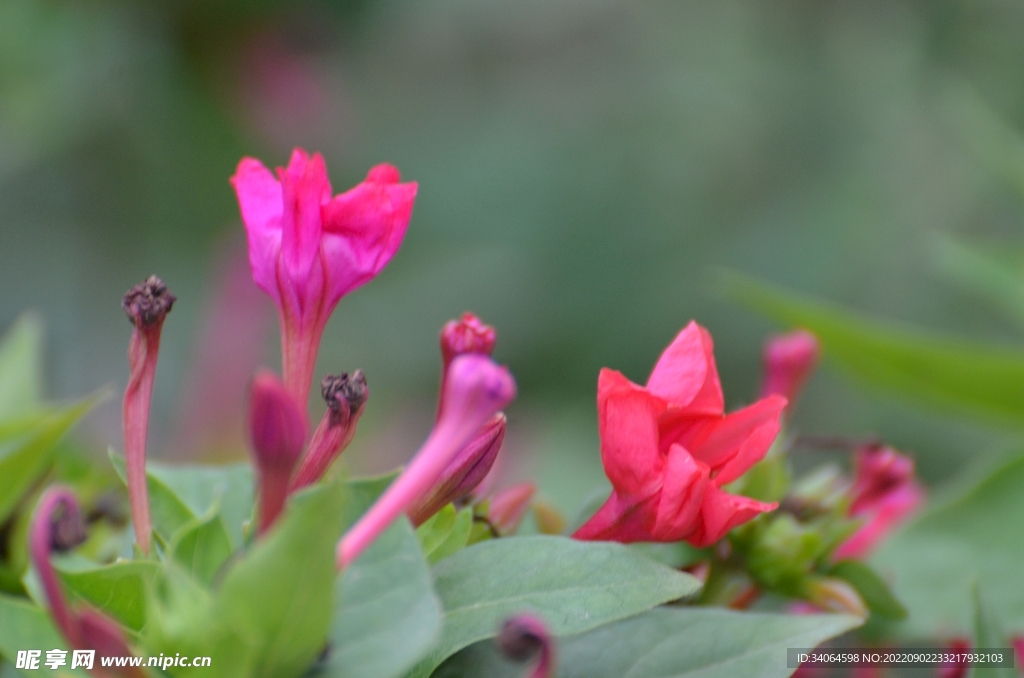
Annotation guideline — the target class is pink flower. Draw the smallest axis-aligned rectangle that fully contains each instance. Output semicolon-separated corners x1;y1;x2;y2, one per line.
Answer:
574;322;786;547
231;149;417;405
834;444;924;560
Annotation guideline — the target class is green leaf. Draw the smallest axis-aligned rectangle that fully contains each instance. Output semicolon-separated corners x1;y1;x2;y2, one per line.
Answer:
973;587;1016;678
406;535;702;677
169;510;234;585
829;560;907;621
874;449;1024;637
0;399;95;525
321;519;442;678
56;556;158;632
109;451;195;544
0;594;90;677
933;237;1024;331
0;313;43;418
434;607;861;678
416;505;473;564
723;272;1024;424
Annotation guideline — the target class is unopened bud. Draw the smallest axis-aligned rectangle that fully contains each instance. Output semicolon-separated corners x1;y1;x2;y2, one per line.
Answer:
496;614;555;678
443;355;516;432
760;330;819;408
122;276;176;327
849;444;916;515
804;577;868;618
248;371;307;533
50;500;87;553
532;500;566;536
407;413;506;526
441;313;496;368
489;482;536;535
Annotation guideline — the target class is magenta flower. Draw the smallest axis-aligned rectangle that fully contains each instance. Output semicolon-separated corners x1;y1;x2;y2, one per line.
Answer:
231;149;417;405
337;354;516;568
834;443;924;560
760;329;820;411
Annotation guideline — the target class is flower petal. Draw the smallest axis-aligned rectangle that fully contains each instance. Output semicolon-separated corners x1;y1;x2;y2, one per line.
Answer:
834;482;924;560
320;164;417;305
598;369;666;499
652;444;709;540
645;322;724;415
278;150;328;286
689;485;776;548
670;394;786;485
572;490;658;543
230;157;283;300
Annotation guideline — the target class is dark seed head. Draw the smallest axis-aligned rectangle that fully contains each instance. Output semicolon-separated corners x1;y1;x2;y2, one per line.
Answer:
123;275;176;327
321;370;368;413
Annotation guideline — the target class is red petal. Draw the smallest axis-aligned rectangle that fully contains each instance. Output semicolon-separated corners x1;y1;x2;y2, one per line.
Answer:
688;485;776;547
646;322;723;415
572;490;658;543
597;369;666;499
672;395;785;484
652;444;709;540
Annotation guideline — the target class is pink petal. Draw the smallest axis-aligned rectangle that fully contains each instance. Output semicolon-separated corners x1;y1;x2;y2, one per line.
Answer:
652;444;709;540
230;157;283;301
834;482;924;560
597;369;666;499
674;395;786;485
572;490;659;543
320;166;417;305
278;151;329;287
645;322;724;415
688;485;776;548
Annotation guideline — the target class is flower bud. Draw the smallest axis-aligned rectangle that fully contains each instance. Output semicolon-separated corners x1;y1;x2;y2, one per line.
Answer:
290;371;369;491
804;576;868;618
760;330;820;409
496;614;555;678
337;354;515;568
248;370;307;533
407;413;505;526
121;275;175;555
938;638;970;678
488;482;535;535
441;313;496;368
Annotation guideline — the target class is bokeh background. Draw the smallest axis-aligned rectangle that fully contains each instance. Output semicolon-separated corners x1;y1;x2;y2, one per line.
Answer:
3;0;1024;519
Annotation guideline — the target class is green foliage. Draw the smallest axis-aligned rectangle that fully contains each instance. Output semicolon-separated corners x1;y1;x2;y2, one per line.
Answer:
406;535;702;677
56;556;158;631
724;273;1024;425
144;479;348;677
415;504;473;564
972;587;1016;678
0;594;89;677
874;449;1024;637
828;560;907;621
0;313;42;418
434;607;862;678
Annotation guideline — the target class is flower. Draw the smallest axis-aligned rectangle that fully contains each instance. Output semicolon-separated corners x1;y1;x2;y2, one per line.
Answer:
337;354;516;568
122;275;175;554
760;329;820;411
834;443;924;560
231;149;417;405
247;370;307;533
573;321;786;547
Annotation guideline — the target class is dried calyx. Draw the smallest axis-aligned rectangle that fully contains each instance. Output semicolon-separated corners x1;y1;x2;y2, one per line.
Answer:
322;370;368;418
122;276;176;326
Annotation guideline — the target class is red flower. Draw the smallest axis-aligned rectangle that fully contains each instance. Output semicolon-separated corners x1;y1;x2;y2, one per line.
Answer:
574;322;786;547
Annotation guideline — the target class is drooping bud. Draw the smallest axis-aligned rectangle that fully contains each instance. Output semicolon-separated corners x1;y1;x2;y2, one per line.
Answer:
760;330;820;411
834;444;924;560
488;482;535;535
496;614;555;678
248;370;307;533
438;313;497;418
337;354;515;568
121;276;175;555
804;577;868;618
406;413;505;526
290;371;369;491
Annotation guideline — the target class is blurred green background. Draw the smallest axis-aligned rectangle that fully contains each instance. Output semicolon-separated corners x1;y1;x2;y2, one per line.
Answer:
3;0;1024;515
